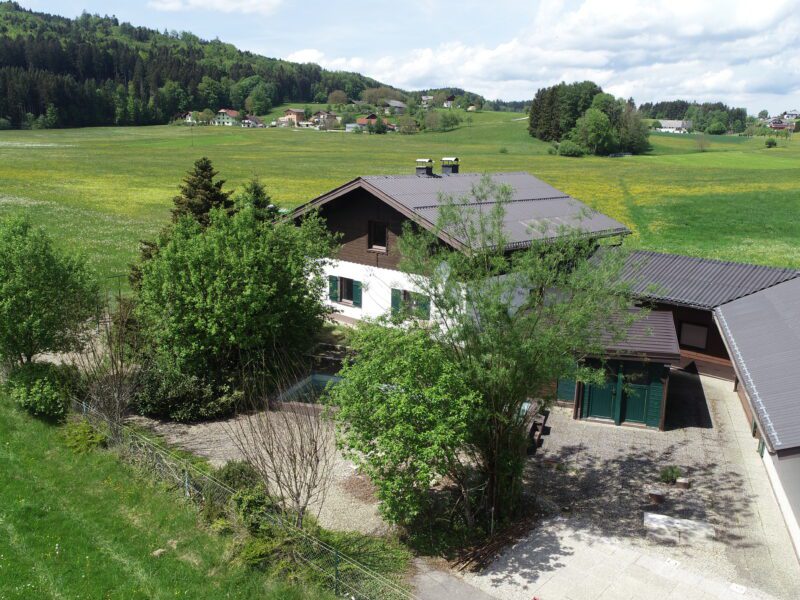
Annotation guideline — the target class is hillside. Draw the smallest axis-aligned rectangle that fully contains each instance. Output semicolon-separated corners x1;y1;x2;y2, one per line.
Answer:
0;2;390;128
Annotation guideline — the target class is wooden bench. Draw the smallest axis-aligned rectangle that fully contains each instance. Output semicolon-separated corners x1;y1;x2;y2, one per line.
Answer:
525;401;550;455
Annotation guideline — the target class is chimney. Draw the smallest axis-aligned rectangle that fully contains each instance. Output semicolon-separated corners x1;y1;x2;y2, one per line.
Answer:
441;157;460;175
415;158;434;176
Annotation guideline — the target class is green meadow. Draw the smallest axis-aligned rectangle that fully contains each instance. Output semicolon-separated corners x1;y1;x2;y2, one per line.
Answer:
0;401;330;600
1;107;798;286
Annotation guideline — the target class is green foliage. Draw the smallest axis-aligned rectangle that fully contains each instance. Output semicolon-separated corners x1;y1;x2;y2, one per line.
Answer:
499;146;509;154
765;137;777;148
217;460;261;491
528;80;602;141
0;3;387;128
171;157;235;225
659;465;682;484
0;216;100;364
5;362;73;422
330;325;481;526
569;108;618;155
136;207;334;419
706;121;727;135
235;177;278;221
64;417;108;452
557;139;585;157
134;359;237;421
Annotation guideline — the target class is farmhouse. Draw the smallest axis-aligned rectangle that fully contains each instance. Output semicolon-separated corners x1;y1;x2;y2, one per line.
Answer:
292;161;800;557
657;119;692;133
421;95;434;108
241;115;265;128
382;99;407;115
283;108;306;125
783;109;799;120
212;108;240;126
443;94;456;108
768;118;791;130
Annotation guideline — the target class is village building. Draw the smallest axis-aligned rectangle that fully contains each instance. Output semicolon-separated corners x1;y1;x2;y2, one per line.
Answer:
656;119;692;133
421;95;434;108
241;115;265;128
443;94;456;108
212;108;240;126
382;100;407;115
282;108;306;126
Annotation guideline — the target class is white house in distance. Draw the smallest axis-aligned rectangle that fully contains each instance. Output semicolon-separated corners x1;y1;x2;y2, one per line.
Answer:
212;108;240;126
782;109;799;120
657;119;692;133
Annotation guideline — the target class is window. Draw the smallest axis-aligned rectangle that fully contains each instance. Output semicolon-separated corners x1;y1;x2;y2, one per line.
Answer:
340;277;354;304
680;322;708;349
328;276;361;307
391;288;430;320
368;221;388;252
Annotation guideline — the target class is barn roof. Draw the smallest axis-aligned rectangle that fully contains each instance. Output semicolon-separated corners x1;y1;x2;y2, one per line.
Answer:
715;278;800;451
602;310;680;363
293;172;630;252
616;250;799;309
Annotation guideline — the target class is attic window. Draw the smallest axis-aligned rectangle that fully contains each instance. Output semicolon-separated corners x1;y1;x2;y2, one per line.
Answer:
368;221;388;252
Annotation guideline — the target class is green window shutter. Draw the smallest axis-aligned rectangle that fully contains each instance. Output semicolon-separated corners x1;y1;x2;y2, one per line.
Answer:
391;288;401;314
557;379;576;402
352;280;362;308
328;275;339;301
415;293;431;319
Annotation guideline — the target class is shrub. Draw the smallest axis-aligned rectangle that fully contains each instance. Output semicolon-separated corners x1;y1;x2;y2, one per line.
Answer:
64;418;108;452
765;138;777;148
217;460;261;491
5;362;74;422
659;465;682;484
557;140;586;157
706;121;726;135
498;146;509;154
134;362;239;422
232;487;282;533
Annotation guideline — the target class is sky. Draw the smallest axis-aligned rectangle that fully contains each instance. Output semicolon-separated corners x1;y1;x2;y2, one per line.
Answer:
23;0;800;113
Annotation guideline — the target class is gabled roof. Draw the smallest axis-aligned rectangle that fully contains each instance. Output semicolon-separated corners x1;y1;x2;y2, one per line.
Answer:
715;278;800;451
617;250;799;309
603;310;680;363
293;172;630;252
217;108;240;117
285;108;305;115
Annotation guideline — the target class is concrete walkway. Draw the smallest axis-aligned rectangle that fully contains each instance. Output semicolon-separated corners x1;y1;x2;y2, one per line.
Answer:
412;559;497;600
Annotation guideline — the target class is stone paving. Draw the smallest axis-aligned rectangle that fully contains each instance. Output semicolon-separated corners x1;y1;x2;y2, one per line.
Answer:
459;370;800;600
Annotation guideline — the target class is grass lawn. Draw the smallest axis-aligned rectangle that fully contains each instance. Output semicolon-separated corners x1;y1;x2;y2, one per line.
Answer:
0;401;329;600
1;107;798;288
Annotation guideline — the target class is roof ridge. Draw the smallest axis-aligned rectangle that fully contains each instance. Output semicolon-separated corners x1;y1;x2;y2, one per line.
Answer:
629;249;798;274
716;271;800;307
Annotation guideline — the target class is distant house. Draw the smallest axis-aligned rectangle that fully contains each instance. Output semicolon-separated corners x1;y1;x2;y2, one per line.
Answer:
241;115;265;128
356;114;395;130
782;110;799;120
421;95;434;108
769;118;790;130
283;108;306;125
175;112;197;125
212;109;240;126
466;104;477;112
383;100;407;115
312;111;340;128
345;123;363;133
657;119;692;133
443;95;456;109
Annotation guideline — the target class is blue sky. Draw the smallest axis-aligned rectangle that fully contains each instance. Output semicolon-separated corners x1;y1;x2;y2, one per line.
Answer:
24;1;800;113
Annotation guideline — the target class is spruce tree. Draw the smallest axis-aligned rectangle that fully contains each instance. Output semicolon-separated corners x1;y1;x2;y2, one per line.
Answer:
171;157;234;226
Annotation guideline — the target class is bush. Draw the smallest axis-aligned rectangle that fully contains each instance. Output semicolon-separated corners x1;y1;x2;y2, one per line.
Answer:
5;362;74;422
706;121;726;135
64;418;108;452
765;138;777;148
498;147;509;154
134;362;239;422
202;460;262;522
659;465;682;484
232;487;282;533
557;140;586;157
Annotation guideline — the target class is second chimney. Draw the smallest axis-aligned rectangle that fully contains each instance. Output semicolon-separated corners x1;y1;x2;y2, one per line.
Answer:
441;157;460;175
415;158;434;176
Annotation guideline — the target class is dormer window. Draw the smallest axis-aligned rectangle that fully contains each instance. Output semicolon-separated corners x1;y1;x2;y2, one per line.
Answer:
368;221;388;252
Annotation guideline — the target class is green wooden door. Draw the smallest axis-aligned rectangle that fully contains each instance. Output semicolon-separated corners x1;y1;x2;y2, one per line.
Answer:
586;380;615;419
622;384;648;424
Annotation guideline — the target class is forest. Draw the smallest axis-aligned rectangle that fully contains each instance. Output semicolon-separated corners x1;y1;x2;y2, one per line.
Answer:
0;2;387;128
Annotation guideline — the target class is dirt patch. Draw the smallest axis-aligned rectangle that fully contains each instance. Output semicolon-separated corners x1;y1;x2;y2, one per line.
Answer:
341;473;378;504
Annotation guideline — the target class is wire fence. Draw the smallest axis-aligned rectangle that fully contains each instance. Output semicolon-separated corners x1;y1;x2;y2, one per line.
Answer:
72;399;415;600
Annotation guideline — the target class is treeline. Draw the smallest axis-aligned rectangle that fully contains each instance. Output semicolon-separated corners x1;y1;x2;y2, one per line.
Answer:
0;2;385;128
528;81;650;156
638;100;748;133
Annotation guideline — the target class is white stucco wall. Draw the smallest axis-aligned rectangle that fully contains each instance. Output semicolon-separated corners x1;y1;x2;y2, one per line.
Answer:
323;259;431;321
764;448;800;557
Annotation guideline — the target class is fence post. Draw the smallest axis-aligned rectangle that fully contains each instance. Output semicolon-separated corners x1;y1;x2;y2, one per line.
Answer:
183;469;190;498
334;548;340;595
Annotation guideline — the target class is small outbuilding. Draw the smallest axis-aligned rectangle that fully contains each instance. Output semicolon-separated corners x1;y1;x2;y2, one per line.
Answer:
558;310;681;430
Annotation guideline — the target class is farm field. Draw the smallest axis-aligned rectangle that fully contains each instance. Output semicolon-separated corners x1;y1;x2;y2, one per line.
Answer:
1;107;798;286
0;401;326;600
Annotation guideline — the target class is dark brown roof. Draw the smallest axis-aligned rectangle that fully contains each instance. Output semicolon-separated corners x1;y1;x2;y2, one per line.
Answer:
617;250;799;309
293;172;629;252
715;278;800;451
602;310;680;363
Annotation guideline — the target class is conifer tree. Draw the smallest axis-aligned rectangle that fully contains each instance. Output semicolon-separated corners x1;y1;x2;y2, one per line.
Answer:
171;157;234;226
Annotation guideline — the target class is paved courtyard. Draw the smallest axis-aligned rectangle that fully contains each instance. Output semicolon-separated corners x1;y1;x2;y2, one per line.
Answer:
460;369;800;600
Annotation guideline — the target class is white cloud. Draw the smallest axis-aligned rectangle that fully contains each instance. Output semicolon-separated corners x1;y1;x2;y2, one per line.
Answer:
286;0;800;111
148;0;282;16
